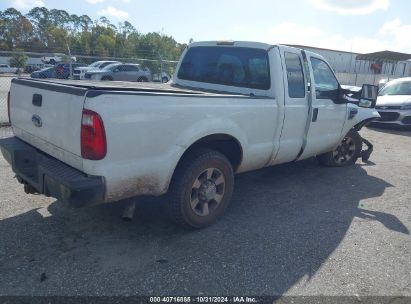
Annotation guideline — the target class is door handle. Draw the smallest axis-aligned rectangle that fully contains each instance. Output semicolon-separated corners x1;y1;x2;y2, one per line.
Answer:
32;94;42;107
312;108;319;122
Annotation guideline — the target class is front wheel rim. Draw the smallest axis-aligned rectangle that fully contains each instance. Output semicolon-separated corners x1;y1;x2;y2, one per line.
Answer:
332;136;356;164
190;168;225;217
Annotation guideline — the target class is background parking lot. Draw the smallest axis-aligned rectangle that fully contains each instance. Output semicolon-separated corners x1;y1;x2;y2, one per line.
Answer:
0;127;410;296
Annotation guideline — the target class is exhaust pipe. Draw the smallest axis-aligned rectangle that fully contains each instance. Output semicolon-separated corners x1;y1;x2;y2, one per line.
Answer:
122;199;137;221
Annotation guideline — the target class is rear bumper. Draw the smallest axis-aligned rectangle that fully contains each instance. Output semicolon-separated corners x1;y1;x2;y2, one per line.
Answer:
0;137;105;207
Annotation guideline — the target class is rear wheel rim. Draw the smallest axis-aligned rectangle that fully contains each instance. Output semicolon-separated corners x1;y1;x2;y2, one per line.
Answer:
332;136;356;164
190;168;225;217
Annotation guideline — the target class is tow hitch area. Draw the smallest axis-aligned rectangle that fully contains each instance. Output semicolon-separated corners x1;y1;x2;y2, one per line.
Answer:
360;137;374;162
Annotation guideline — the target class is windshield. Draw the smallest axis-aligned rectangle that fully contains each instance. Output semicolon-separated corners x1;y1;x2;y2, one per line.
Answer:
88;62;102;68
178;46;271;90
379;80;411;96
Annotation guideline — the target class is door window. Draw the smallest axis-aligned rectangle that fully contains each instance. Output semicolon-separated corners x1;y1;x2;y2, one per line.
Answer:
284;52;305;98
124;65;139;71
117;65;127;72
310;57;339;100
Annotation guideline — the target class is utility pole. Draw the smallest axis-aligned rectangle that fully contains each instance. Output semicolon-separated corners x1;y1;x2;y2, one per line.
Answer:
158;51;164;82
348;43;354;73
66;42;73;79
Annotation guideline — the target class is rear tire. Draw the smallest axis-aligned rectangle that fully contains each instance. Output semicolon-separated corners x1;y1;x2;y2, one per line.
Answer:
317;129;362;167
167;148;234;229
101;76;113;81
162;77;169;83
138;77;148;82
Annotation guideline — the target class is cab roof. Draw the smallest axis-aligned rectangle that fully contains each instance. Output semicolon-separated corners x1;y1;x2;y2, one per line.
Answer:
189;41;276;50
187;41;325;60
188;40;314;54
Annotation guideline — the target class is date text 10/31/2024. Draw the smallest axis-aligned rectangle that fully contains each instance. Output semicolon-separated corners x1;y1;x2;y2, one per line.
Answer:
149;296;258;303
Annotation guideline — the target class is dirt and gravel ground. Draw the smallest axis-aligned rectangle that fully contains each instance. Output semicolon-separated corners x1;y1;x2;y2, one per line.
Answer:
0;126;410;297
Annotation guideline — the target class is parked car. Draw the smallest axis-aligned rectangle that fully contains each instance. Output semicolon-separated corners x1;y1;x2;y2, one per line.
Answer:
41;54;76;65
0;64;19;74
55;63;87;79
73;61;121;80
30;64;85;79
371;77;411;129
1;41;379;228
84;63;152;82
24;64;42;74
30;66;56;78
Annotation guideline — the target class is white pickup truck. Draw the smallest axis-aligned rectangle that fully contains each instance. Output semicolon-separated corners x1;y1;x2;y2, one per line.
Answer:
41;55;77;65
0;41;380;228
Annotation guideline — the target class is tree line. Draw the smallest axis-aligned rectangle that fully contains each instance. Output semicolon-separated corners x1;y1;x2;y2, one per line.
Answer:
0;7;187;61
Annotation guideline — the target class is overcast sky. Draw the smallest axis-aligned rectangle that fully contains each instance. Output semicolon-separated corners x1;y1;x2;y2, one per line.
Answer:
2;0;411;54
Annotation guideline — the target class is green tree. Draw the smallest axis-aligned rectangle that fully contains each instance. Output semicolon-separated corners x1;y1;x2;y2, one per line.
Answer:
0;6;186;62
27;7;50;49
9;51;28;68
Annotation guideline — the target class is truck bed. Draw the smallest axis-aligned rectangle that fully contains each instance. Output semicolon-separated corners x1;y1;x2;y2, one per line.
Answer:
14;77;248;97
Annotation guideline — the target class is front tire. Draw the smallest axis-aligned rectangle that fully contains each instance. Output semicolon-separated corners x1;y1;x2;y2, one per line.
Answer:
317;129;362;167
167;149;234;229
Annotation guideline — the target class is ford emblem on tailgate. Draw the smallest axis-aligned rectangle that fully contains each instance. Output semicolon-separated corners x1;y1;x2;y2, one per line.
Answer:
32;115;42;127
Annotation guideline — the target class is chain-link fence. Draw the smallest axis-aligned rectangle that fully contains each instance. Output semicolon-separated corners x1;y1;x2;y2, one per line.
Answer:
72;55;178;82
0;50;179;80
0;125;12;138
0;50;179;125
0;75;13;125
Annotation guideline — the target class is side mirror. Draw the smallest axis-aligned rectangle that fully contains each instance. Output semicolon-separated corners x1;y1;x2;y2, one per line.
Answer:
359;84;378;108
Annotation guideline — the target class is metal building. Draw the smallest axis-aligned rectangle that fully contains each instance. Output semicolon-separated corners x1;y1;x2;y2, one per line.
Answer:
286;44;411;77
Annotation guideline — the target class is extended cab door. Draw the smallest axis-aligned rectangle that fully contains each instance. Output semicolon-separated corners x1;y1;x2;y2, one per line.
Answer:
272;47;309;164
299;55;347;159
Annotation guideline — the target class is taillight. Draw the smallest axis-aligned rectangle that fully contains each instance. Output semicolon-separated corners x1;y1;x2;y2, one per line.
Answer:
7;91;11;123
81;109;106;160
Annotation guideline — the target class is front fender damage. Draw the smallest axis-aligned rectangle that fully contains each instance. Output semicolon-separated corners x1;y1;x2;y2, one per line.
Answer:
347;106;380;132
346;105;380;162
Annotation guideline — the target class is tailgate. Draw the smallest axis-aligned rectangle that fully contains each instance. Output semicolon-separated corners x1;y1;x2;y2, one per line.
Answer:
9;78;87;170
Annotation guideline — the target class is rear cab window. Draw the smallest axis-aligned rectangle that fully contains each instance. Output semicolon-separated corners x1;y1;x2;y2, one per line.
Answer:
178;46;271;90
284;52;305;98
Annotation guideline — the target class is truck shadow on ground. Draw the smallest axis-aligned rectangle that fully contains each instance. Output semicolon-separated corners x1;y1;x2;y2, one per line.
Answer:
0;158;408;295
